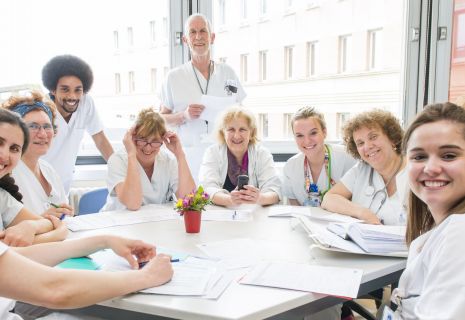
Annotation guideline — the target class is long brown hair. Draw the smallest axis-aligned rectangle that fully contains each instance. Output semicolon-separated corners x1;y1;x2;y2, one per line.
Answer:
402;102;465;245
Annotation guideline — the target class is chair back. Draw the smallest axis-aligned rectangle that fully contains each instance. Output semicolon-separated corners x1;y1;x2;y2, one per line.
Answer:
78;188;109;215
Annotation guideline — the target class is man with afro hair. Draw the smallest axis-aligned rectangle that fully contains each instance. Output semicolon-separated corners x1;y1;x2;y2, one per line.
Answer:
41;55;113;193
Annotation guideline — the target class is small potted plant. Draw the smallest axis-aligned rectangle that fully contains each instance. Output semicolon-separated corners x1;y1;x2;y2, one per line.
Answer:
174;186;212;233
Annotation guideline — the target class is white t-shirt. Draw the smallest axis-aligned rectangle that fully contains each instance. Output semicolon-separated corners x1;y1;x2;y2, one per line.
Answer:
392;214;465;319
0;188;23;230
282;144;356;205
160;61;246;180
12;160;68;215
41;94;104;193
0;243;23;320
340;161;408;225
102;148;178;211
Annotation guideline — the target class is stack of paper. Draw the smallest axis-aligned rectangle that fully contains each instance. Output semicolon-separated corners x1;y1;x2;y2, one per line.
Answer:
268;205;361;223
334;223;407;253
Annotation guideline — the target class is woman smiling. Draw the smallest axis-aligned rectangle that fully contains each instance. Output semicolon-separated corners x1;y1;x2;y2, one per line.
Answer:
103;108;195;211
199;106;280;207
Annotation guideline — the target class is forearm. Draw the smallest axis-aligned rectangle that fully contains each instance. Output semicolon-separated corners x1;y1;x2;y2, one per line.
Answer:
15;236;108;266
212;192;234;207
321;194;365;218
161;110;185;126
0;250;148;309
117;155;143;210
32;223;68;244
258;191;279;206
288;199;301;206
175;153;195;199
96;138;114;161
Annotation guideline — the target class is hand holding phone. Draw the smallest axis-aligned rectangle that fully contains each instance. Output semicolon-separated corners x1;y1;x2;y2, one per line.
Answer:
237;175;249;190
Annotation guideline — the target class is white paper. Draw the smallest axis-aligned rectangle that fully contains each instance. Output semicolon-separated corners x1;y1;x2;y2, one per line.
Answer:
199;95;236;123
66;204;177;231
268;206;362;224
240;261;363;298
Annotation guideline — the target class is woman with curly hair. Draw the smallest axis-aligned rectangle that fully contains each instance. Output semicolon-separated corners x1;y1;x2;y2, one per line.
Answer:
3;91;73;219
0;109;67;246
103;108;195;211
322;109;408;225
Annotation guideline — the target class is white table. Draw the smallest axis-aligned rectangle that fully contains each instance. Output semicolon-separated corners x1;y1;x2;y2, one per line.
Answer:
70;206;406;320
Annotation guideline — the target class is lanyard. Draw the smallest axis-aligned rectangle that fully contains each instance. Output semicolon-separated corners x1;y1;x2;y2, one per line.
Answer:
304;144;334;197
192;61;212;95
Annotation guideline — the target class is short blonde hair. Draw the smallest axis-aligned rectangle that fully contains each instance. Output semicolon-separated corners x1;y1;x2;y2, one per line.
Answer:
291;106;326;133
216;106;258;145
343;109;403;160
134;108;167;139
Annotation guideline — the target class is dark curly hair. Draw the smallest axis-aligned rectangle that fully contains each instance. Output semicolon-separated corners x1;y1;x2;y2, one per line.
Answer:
343;109;403;160
0;109;29;202
42;55;94;93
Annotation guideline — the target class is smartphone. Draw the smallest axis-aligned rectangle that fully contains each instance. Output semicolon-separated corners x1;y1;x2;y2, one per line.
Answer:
237;175;249;190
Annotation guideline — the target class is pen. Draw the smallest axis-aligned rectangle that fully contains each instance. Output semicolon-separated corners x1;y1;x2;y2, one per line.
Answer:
232;210;237;220
138;258;179;268
50;203;66;220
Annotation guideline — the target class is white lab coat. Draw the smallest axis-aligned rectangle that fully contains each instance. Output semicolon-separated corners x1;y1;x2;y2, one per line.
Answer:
391;213;465;319
199;143;281;200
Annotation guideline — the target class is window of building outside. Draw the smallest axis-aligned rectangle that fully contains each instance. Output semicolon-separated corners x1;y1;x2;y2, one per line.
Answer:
285;46;294;79
368;29;383;70
449;0;465;105
306;41;317;77
150;68;157;93
259;50;267;81
339;34;351;73
240;54;248;82
283;113;294;138
113;30;119;50
127;27;134;47
258;113;269;139
115;73;121;94
212;0;408;144
150;20;156;44
128;71;135;93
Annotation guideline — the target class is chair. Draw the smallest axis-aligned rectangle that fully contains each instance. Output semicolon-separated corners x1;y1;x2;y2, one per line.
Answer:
78;188;109;215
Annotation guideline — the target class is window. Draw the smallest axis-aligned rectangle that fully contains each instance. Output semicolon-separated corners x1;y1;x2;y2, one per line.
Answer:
306;41;318;77
114;73;121;94
368;29;383;70
113;31;119;50
339;34;351;73
259;50;267;81
127;27;134;47
128;71;135;93
284;46;294;79
260;0;268;16
149;21;156;44
241;0;247;20
150;68;157;93
336;112;350;139
449;2;465;103
283;113;294;138
258;113;269;139
240;54;248;82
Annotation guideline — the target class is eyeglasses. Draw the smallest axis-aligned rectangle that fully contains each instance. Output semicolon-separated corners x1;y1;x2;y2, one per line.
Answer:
27;122;54;133
134;139;163;148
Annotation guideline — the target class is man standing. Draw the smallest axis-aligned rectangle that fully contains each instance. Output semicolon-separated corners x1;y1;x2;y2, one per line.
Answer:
41;55;114;193
160;13;246;181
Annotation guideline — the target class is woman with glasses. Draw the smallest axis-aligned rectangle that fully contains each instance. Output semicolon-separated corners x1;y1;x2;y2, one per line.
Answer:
321;109;407;225
3;92;73;219
103;108;195;211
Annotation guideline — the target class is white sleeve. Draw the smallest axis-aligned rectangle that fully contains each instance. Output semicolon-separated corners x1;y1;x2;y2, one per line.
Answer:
281;160;296;200
256;147;281;199
0;189;23;228
339;163;360;193
411;219;465;319
106;153;129;197
198;146;227;197
159;73;175;111
84;95;104;136
168;156;179;200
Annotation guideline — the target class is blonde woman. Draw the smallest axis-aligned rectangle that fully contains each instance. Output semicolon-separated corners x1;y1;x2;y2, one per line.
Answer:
199;106;280;207
103;108;195;211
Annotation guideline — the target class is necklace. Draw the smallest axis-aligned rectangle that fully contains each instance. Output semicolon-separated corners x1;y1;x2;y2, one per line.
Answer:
303;144;334;197
192;61;212;95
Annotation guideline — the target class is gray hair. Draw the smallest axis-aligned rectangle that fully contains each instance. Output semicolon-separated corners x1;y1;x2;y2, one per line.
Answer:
184;13;213;36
